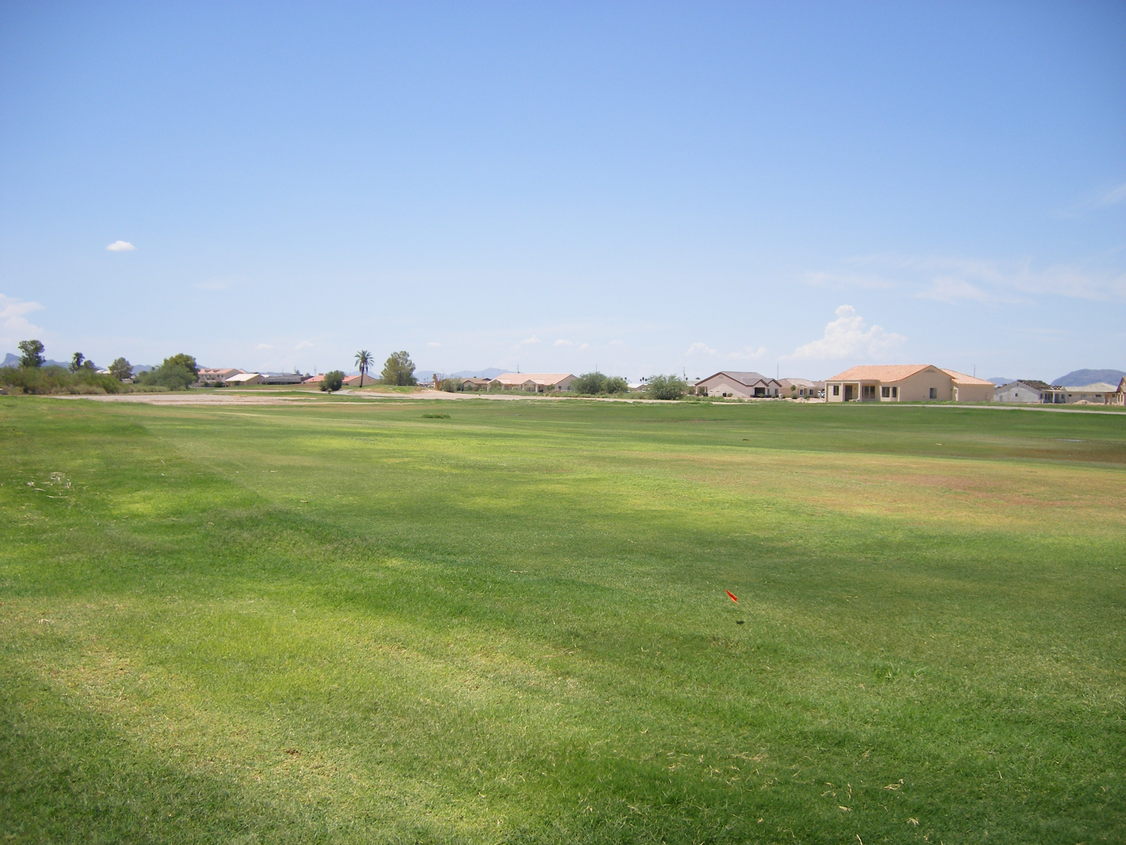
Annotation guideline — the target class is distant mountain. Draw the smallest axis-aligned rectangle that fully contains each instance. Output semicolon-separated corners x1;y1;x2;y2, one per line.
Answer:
2;352;80;368
1053;368;1125;386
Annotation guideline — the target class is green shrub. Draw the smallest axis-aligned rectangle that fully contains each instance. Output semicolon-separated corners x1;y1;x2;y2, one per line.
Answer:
644;374;689;400
0;365;122;395
321;370;345;392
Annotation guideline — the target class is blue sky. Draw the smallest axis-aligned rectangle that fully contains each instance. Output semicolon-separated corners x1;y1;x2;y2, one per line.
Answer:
2;0;1123;381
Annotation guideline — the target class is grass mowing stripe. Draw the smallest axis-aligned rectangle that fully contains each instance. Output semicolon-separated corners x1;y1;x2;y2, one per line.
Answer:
1;396;1123;842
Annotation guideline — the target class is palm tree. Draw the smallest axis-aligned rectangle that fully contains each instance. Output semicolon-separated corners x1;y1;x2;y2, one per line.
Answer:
354;349;372;387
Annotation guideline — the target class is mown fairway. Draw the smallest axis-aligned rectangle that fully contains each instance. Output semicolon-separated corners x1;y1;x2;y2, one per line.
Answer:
1;396;1123;843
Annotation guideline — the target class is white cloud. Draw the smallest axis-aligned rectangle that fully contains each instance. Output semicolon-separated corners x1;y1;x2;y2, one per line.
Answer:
105;240;136;252
427;341;442;348
553;338;574;347
729;345;768;361
810;254;1125;304
255;343;274;350
1096;183;1126;208
687;342;767;361
917;276;1021;304
519;335;541;345
1064;182;1126;216
686;342;718;357
1;294;45;345
804;270;897;290
294;340;314;351
788;305;906;361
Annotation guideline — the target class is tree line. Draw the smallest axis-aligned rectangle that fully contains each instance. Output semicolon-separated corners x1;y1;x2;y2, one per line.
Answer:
4;340;690;400
1;340;200;394
318;350;418;392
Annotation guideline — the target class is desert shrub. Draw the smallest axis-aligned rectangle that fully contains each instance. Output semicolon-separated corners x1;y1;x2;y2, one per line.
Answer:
0;366;122;395
321;370;345;392
644;375;689;400
572;372;630;395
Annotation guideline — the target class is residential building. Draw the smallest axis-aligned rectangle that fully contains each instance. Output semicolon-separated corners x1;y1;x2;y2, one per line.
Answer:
695;371;782;398
994;380;1065;404
944;369;997;403
824;364;994;403
1059;382;1119;404
778;377;824;399
198;367;244;385
259;372;306;385
489;373;576;392
459;377;492;390
1109;378;1126;406
225;372;263;385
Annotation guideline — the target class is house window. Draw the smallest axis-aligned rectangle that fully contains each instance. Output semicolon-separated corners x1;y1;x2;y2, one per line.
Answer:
832;385;840;396
881;386;890;398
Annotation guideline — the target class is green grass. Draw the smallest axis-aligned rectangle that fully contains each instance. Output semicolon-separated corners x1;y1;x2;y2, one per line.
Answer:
1;397;1123;843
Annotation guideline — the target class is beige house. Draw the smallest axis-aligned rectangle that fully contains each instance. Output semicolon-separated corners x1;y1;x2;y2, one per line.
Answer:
695;371;782;399
489;373;576;392
779;377;824;399
225;372;263;386
459;377;492;390
1059;382;1119;404
944;369;997;403
825;364;994;403
1109;378;1126;406
1107;380;1126;407
198;367;244;385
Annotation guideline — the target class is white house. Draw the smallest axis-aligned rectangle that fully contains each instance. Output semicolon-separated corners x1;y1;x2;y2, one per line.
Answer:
994;380;1064;404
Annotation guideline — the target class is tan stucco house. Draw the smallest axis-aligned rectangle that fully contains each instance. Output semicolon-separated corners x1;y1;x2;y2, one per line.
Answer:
824;365;994;403
198;367;244;385
695;371;781;398
225;372;263;386
490;373;576;392
779;377;824;399
1110;378;1126;406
